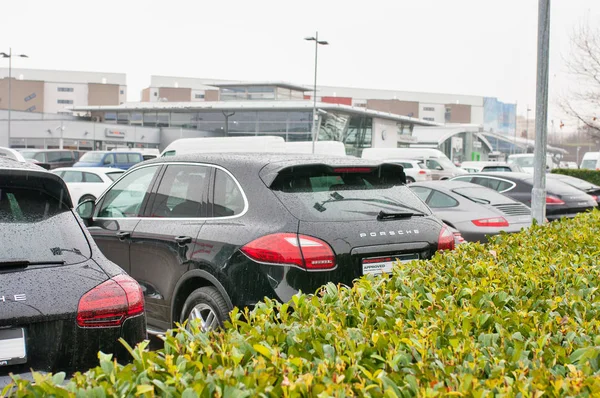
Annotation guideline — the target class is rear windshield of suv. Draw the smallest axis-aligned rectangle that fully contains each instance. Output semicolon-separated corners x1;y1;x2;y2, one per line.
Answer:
0;185;91;265
270;165;431;221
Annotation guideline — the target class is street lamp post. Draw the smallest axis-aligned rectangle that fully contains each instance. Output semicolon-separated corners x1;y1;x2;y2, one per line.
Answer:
1;49;29;148
305;32;328;154
525;106;532;141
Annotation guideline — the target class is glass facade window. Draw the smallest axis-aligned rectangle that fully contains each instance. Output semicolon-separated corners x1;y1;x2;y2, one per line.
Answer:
157;113;170;127
117;113;129;125
104;112;117;123
143;112;157;127
130;113;143;124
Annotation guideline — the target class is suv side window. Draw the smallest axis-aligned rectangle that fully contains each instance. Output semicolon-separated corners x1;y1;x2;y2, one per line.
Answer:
128;153;142;163
97;166;158;218
427;190;459;208
426;159;442;170
59;151;73;162
47;151;61;163
150;165;209;218
398;162;413;169
83;172;103;183
103;154;115;165
212;169;245;217
115;153;129;164
62;171;83;183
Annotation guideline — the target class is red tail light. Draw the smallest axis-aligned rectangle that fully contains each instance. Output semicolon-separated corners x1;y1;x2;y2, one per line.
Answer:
471;217;509;227
332;167;373;173
241;233;336;270
591;195;598;201
546;195;565;205
77;274;144;328
453;231;466;244
437;226;455;251
418;170;427;175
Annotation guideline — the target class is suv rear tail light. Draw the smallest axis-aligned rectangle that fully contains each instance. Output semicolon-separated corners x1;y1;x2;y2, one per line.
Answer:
241;233;336;270
77;274;144;328
546;195;565;205
437;226;455;251
418;170;427;175
591;195;598;201
471;217;509;227
332;167;373;173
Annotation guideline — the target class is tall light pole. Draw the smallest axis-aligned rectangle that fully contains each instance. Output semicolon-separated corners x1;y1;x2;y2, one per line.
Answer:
531;0;551;225
1;49;29;148
525;106;532;141
305;32;328;154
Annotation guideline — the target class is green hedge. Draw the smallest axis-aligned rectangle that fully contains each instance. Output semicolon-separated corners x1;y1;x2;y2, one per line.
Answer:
5;212;600;397
552;168;600;185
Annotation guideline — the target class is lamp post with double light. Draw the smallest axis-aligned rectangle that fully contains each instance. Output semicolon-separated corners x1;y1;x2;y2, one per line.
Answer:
1;49;29;147
305;32;328;154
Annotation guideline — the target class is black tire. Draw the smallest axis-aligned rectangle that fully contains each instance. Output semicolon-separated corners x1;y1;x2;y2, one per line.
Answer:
405;176;415;184
78;194;96;204
180;286;230;332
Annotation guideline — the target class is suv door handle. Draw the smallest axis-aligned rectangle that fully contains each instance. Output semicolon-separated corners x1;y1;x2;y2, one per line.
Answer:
175;236;192;246
116;231;131;240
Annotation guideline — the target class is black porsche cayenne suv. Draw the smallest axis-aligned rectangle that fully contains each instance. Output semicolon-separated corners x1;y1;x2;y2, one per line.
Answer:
77;153;453;333
0;158;146;385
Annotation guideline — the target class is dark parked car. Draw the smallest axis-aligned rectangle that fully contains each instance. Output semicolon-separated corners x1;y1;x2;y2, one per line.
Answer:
450;172;597;221
77;153;454;334
410;181;532;243
18;149;82;170
547;173;600;204
0;158;146;386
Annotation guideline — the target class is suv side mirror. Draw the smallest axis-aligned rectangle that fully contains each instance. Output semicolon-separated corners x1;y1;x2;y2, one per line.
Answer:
76;199;96;225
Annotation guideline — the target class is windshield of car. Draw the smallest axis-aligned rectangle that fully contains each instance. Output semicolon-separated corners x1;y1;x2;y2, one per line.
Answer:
509;156;535;167
20;151;45;162
106;171;124;181
434;157;457;169
452;187;515;205
581;159;597;169
270;166;431;221
79;152;106;163
0;184;91;265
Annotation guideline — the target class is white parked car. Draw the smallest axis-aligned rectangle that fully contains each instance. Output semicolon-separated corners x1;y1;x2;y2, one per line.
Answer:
385;159;433;183
52;167;124;204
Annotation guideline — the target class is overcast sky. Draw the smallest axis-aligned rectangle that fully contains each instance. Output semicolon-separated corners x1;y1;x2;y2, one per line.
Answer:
2;0;599;127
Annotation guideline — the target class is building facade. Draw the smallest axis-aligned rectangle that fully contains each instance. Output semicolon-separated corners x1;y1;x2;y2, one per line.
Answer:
73;101;436;156
0;68;127;115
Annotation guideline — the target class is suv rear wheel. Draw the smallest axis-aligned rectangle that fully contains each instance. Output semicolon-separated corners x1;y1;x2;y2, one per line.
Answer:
180;286;229;332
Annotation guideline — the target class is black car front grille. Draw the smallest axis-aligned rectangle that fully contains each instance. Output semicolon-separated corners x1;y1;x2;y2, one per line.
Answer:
492;203;531;216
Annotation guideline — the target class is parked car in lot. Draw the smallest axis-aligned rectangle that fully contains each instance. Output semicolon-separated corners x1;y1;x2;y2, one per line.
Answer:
0;147;27;163
52;167;125;204
451;172;597;221
547;173;600;204
362;148;467;180
507;153;557;174
74;151;143;170
460;161;524;173
18;149;82;170
0;158;146;385
410;181;532;242
580;152;599;170
77;153;453;333
385;159;432;183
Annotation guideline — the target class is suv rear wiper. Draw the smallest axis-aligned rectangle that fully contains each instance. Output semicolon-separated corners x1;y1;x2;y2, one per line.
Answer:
0;260;66;269
377;210;425;220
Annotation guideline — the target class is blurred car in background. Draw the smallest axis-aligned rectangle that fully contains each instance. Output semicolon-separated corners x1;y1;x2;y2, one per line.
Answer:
451;172;597;221
460;161;524;173
52;167;124;204
18;149;82;170
548;173;600;205
385;159;432;183
410;180;532;243
74;151;143;170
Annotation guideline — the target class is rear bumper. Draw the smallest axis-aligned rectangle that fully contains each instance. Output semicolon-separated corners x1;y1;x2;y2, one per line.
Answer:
0;315;146;380
458;223;530;243
547;206;596;221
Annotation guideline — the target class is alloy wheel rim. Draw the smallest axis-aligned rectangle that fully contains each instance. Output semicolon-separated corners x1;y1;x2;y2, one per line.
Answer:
187;303;218;332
